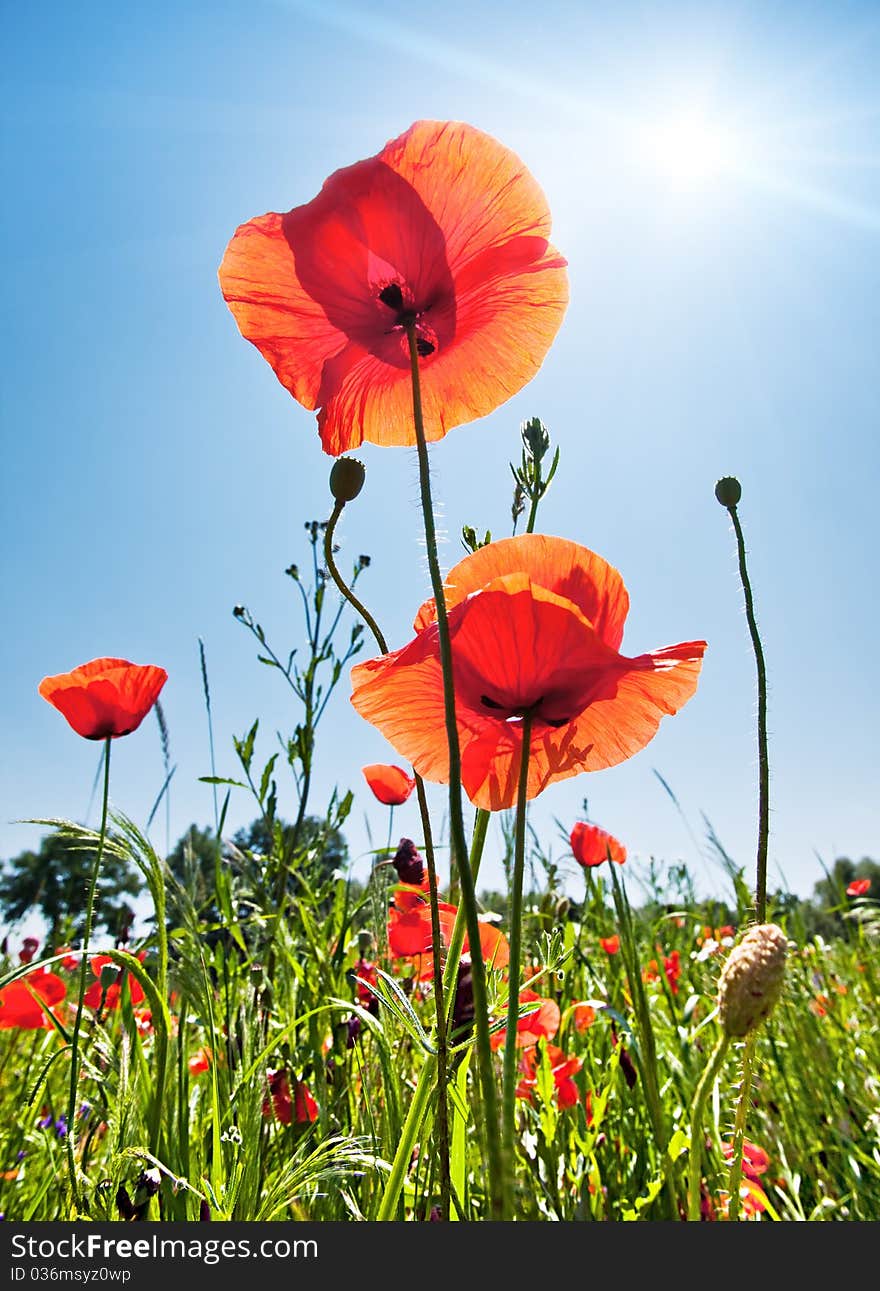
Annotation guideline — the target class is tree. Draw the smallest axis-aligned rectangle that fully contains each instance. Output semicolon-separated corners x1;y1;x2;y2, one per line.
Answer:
0;832;143;946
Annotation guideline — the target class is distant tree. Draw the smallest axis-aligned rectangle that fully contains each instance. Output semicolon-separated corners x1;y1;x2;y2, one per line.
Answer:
0;832;143;946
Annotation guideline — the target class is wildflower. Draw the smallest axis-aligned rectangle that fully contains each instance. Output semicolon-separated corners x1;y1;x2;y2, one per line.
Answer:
664;949;681;994
82;954;146;1011
38;658;167;741
352;958;380;1015
18;938;39;965
572;1003;597;1031
600;935;620;956
362;764;416;806
219;120;568;456
387;890;508;975
516;1043;582;1109
0;969;66;1030
351;535;706;810
389;838;426;888
188;1048;212;1077
847;878;871;897
570;822;626;868
490;988;560;1051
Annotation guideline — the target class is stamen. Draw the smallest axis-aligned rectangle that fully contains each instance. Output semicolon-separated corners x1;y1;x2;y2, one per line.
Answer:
379;282;403;310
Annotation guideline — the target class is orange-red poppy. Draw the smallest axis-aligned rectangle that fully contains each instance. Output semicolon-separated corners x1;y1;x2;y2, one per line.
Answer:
387;891;508;978
39;658;167;741
570;822;626;868
188;1047;212;1077
571;1002;597;1031
0;969;66;1030
262;1071;318;1125
490;988;560;1051
350;535;706;810
516;1043;582;1109
82;954;146;1011
600;935;620;956
219;120;568;456
362;764;416;806
847;878;871;897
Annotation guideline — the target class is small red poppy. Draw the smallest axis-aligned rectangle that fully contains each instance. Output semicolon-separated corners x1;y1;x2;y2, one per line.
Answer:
516;1043;582;1108
188;1047;212;1077
570;822;627;868
0;969;66;1030
219;120;568;456
847;878;870;897
490;988;560;1051
572;1003;597;1031
83;954;146;1010
600;935;620;956
362;764;416;806
350;535;706;811
39;658;167;741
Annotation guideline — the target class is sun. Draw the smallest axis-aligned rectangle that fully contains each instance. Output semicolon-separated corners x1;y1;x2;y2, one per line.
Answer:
640;112;745;187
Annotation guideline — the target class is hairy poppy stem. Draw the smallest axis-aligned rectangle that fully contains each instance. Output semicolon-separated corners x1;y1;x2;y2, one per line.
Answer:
324;497;452;1217
67;735;111;1214
404;321;505;1219
726;1033;756;1221
686;1033;730;1220
717;482;769;922
501;709;533;1218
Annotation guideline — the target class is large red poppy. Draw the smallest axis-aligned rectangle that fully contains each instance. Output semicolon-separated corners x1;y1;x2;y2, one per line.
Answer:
362;764;416;806
219;120;568;456
490;988;560;1051
0;969;66;1030
387;890;509;976
350;535;706;810
570;821;627;868
39;658;167;741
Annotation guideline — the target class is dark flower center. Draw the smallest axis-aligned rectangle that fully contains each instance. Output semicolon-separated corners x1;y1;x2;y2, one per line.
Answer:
378;281;437;357
479;694;570;729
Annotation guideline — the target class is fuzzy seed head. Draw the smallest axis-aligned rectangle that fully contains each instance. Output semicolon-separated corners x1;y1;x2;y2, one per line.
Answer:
717;922;788;1037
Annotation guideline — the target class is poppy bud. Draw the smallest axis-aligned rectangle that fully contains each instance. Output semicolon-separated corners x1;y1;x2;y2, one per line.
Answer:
392;838;425;886
99;964;118;992
714;476;742;508
329;457;366;503
717;923;788;1037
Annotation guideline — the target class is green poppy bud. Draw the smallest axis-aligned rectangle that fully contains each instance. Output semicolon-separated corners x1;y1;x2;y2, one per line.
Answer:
330;457;366;503
714;476;742;508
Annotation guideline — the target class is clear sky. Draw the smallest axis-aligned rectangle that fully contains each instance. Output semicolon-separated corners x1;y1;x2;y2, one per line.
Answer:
3;0;878;927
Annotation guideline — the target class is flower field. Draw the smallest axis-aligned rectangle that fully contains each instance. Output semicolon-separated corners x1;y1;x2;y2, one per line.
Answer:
2;113;878;1227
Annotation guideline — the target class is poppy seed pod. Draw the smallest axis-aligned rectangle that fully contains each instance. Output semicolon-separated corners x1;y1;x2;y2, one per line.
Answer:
714;476;742;508
717;923;788;1037
329;457;366;503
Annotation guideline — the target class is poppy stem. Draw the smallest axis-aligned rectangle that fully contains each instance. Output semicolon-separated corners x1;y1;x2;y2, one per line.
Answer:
324;488;452;1216
686;1033;730;1220
404;320;505;1220
66;735;111;1215
726;1033;756;1222
501;709;533;1218
722;495;770;923
324;500;389;654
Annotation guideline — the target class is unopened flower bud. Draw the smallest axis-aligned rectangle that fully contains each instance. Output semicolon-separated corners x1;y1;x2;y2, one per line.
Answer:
99;964;118;992
329;457;366;503
714;477;742;508
392;838;425;886
717;923;788;1037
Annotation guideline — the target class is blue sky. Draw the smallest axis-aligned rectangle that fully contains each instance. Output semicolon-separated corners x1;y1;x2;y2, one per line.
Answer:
3;0;878;931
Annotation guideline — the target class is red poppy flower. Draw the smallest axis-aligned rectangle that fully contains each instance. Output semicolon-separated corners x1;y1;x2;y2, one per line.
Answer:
262;1072;318;1125
350;535;706;811
572;1003;597;1031
219;120;568;456
188;1047;212;1077
664;950;681;994
600;935;620;956
82;954;146;1010
847;878;871;897
516;1043;582;1108
490;988;560;1051
0;969;66;1030
362;764;416;806
570;822;626;868
18;937;39;965
39;658;167;741
387;891;508;980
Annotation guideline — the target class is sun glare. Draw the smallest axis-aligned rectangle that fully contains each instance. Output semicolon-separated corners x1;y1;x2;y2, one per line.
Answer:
641;112;745;187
